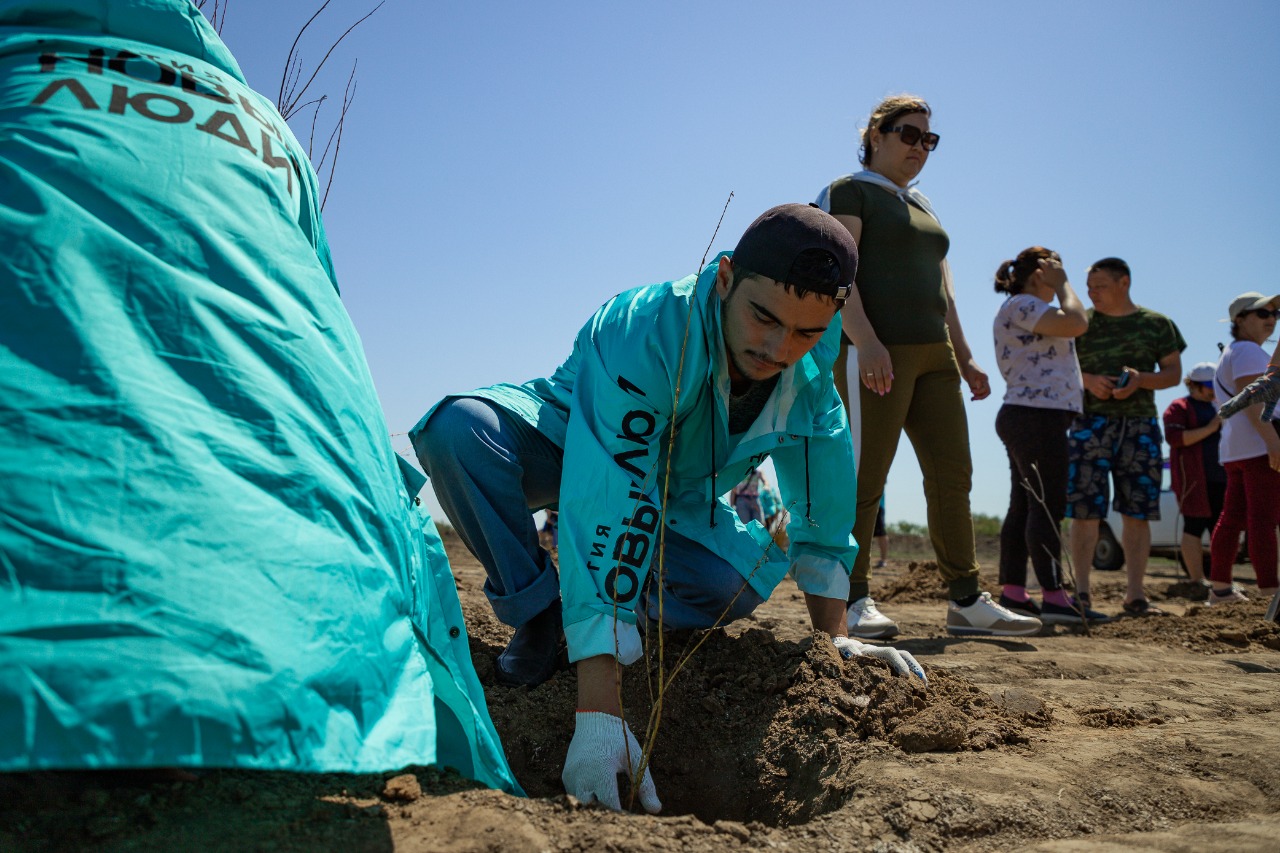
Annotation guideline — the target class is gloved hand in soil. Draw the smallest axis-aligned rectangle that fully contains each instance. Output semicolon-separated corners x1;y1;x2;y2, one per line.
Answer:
833;636;928;685
562;711;662;813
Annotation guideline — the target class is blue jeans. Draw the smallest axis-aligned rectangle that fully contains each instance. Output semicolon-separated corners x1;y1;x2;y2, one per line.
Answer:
414;397;763;630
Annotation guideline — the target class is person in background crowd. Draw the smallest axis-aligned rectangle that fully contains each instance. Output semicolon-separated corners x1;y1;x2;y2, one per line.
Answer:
540;509;559;550
1219;341;1280;422
757;472;786;538
1208;293;1280;604
1066;257;1185;617
730;468;768;525
991;247;1104;624
816;93;1039;640
754;472;791;549
1162;362;1225;586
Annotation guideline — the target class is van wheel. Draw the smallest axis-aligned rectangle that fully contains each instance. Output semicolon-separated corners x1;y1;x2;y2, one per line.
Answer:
1093;523;1124;571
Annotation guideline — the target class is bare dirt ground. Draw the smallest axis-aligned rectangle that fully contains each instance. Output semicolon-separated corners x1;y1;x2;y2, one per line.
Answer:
5;532;1279;852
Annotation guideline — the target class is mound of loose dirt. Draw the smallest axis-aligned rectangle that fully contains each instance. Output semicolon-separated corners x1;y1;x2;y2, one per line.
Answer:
1161;578;1212;602
1092;597;1280;655
476;622;1035;827
875;560;950;604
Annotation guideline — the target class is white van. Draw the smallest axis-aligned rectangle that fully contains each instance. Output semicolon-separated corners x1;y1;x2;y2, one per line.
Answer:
1091;465;1207;570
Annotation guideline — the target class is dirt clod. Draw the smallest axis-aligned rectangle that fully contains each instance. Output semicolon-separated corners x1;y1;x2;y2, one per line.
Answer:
891;704;970;753
382;774;422;803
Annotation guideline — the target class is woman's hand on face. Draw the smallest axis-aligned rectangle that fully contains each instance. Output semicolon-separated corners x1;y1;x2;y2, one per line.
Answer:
1034;257;1068;292
961;358;991;401
858;340;894;396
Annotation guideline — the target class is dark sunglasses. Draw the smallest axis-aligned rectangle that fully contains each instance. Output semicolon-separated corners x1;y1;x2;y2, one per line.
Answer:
1246;308;1280;319
880;124;940;151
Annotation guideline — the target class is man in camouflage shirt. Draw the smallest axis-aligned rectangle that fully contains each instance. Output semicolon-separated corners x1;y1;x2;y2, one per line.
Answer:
1067;258;1186;616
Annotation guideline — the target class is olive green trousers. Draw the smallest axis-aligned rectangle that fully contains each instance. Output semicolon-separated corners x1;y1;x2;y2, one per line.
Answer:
833;336;981;602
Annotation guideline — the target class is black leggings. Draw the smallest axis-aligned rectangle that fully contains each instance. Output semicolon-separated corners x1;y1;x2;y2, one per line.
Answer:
1182;479;1226;538
996;404;1076;592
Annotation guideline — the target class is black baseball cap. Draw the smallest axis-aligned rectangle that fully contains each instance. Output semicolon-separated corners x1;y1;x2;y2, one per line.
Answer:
731;203;858;300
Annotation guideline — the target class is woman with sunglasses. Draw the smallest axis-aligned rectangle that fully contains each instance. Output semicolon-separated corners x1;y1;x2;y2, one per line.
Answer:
1162;362;1225;586
1207;292;1280;605
816;95;1039;639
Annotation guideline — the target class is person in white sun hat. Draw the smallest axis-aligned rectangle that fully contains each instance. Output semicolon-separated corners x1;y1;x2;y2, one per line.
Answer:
1162;361;1226;586
1207;292;1280;605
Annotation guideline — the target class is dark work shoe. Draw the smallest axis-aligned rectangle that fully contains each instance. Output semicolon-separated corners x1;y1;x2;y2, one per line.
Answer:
1041;598;1111;625
494;601;564;688
1120;598;1167;617
999;594;1041;618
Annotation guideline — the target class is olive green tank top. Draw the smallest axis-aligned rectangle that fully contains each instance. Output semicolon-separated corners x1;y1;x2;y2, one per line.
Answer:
824;177;950;345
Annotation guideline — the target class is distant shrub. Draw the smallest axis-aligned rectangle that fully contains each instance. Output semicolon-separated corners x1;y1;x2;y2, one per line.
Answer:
971;513;1003;537
886;513;1003;539
888;520;927;537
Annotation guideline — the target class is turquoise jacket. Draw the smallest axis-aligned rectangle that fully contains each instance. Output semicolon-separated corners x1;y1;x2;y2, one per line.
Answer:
0;0;515;791
416;256;858;664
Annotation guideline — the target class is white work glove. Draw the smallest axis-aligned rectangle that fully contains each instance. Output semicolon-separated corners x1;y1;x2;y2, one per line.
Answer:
561;711;662;813
833;636;927;685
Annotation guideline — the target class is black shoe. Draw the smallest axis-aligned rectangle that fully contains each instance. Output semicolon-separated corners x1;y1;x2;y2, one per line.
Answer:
1041;598;1111;625
999;594;1041;617
494;601;564;688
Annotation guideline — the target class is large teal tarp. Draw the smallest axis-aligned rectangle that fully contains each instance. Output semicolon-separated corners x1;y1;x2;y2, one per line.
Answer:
0;0;516;792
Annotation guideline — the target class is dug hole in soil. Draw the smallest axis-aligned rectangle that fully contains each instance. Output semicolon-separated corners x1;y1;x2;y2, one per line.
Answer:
475;623;1032;827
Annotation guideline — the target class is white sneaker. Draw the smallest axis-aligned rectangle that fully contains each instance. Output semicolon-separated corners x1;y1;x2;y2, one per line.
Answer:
946;592;1042;637
1207;587;1249;606
1197;579;1244;592
847;596;899;639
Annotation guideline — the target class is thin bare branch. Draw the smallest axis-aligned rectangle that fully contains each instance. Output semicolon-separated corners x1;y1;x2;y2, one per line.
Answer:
295;95;327;159
623;193;735;810
195;0;229;34
315;63;355;173
277;0;332;112
282;52;306;116
699;191;734;270
1021;463;1093;635
280;1;383;120
319;65;357;211
320;119;344;211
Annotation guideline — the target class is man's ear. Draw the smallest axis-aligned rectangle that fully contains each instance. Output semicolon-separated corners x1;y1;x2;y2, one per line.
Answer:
715;255;734;299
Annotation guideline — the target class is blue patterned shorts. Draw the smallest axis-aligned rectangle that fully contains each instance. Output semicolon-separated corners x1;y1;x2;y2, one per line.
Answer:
1065;415;1163;521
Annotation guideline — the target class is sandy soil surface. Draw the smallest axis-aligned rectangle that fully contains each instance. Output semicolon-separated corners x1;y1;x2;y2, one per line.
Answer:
5;532;1279;852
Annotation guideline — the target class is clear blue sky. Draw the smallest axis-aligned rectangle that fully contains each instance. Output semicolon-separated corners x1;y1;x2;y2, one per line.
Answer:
216;1;1280;527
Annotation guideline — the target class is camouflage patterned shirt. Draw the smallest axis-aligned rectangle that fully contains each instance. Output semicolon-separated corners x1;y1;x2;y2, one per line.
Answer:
1077;307;1186;417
